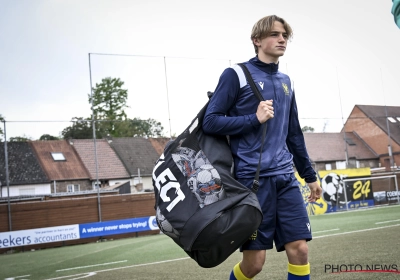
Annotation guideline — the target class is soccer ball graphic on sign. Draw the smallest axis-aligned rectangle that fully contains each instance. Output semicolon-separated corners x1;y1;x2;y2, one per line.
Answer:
156;207;179;239
321;173;349;207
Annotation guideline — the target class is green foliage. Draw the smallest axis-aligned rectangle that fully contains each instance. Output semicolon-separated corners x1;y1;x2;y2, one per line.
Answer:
60;77;165;139
61;117;96;139
301;126;315;133
9;135;32;142
88;77;129;136
113;118;164;137
39;134;60;141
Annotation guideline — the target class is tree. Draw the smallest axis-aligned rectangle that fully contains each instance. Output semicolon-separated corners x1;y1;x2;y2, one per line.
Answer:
301;126;315;133
61;117;97;139
9;135;32;142
59;77;166;139
133;118;164;137
114;118;164;137
39;134;60;140
88;77;129;136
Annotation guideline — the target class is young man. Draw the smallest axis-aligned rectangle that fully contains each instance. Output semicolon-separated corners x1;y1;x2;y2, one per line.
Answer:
202;15;322;279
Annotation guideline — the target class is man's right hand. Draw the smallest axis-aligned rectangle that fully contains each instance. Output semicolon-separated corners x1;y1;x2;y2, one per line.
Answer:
256;99;274;123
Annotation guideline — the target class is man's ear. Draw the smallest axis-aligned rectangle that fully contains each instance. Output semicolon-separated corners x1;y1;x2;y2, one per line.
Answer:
253;38;261;47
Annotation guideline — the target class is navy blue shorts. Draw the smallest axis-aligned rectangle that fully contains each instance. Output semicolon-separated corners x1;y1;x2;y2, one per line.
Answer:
239;173;312;252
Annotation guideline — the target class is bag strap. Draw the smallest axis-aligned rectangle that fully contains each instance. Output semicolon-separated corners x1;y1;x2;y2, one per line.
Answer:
237;63;267;194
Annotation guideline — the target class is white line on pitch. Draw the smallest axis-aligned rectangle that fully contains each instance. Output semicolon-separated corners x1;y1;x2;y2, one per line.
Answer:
375;219;400;224
69;272;96;279
44;272;96;280
45;258;189;280
314;223;400;239
313;228;339;233
96;257;190;272
56;260;127;272
5;276;30;280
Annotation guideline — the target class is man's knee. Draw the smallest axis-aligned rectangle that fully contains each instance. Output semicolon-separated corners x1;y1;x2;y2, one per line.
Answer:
241;250;266;277
242;260;264;276
285;240;309;264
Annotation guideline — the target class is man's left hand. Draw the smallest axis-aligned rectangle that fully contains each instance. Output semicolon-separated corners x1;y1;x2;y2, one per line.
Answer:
307;181;322;203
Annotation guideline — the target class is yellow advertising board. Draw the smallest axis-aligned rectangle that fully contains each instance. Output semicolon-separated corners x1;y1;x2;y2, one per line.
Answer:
295;168;372;215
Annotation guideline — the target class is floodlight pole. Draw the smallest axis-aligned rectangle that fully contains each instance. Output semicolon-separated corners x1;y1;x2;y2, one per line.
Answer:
89;53;102;222
3;120;12;230
163;56;173;139
336;67;349;167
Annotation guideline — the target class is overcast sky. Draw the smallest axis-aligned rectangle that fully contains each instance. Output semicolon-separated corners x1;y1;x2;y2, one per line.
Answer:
1;0;400;140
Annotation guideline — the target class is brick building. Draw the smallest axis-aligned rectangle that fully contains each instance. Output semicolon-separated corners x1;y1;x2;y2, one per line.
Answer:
343;105;400;170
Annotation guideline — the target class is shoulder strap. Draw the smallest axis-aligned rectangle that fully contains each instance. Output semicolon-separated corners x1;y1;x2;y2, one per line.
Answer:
237;63;264;102
237;63;267;194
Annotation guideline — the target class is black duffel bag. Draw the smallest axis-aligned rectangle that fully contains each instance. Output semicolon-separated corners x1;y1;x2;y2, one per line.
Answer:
152;63;264;268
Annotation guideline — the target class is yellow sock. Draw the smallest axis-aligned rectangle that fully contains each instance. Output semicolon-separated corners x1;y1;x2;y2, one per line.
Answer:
230;262;253;280
288;263;310;279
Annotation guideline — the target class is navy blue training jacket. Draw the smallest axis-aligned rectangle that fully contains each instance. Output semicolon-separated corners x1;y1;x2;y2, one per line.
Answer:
202;56;317;183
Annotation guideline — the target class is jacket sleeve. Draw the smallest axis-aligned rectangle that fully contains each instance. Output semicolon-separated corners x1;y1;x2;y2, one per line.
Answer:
286;92;317;183
202;68;261;135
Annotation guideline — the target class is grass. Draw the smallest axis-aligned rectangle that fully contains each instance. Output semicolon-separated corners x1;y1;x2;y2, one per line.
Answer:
1;205;400;280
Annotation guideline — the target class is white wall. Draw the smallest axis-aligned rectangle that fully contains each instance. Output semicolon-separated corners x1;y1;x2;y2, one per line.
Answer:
109;179;130;186
128;177;153;191
1;183;51;197
141;177;153;191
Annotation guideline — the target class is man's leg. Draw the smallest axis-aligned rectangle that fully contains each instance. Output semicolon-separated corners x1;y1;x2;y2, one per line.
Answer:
285;240;310;279
230;177;275;280
274;173;312;279
229;250;266;280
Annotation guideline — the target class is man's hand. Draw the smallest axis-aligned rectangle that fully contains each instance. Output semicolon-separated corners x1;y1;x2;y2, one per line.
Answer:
256;99;274;123
307;181;322;203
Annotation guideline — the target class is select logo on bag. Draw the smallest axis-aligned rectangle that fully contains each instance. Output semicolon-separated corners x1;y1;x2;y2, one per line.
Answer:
172;147;226;208
152;148;227;239
153;154;185;212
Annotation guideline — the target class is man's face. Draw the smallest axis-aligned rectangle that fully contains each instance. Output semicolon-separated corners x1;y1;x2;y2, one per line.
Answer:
255;21;288;61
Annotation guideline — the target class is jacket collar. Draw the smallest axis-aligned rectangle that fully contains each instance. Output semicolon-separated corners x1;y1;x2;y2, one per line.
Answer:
249;56;279;74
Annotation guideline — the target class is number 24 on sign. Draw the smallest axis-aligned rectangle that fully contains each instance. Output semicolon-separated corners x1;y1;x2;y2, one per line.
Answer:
353;180;371;199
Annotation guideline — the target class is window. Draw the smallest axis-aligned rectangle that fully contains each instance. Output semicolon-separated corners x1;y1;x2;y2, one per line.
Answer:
387;117;397;123
325;163;332;170
336;161;347;170
67;184;80;192
51;152;66;161
92;181;101;190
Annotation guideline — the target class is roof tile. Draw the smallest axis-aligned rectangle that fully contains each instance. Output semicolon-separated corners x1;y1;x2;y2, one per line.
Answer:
71;139;130;180
0;142;49;185
110;137;160;176
30;140;90;180
304;132;378;162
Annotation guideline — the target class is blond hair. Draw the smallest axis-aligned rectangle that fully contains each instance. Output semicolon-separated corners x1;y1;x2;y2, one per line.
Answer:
251;15;293;54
